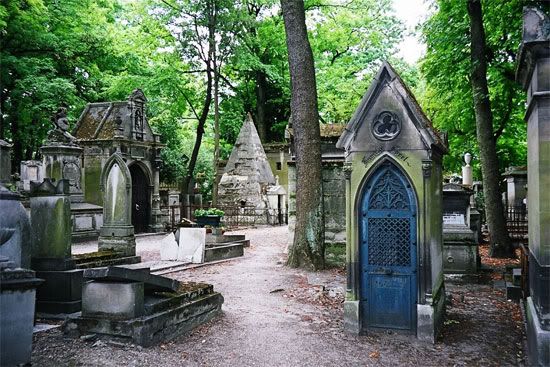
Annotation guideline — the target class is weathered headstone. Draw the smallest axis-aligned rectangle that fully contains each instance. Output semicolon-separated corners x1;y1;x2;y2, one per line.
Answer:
0;184;43;366
30;179;83;314
516;7;550;365
442;183;478;274
336;62;447;342
502;166;527;207
160;228;206;263
97;152;136;256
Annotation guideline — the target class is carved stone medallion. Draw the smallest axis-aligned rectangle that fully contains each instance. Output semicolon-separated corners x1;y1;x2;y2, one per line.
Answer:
372;111;401;141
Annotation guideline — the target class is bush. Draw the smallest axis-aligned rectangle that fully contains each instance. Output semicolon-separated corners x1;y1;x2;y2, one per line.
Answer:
194;208;225;217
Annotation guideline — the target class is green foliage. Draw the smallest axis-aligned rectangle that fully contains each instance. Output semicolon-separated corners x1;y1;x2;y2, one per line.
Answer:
194;208;225;217
419;0;533;176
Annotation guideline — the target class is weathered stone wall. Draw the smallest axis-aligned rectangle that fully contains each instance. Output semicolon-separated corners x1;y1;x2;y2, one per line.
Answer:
287;160;346;246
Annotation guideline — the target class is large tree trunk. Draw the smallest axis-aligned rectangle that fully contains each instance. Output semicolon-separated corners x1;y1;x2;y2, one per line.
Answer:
212;69;220;206
281;0;325;270
467;0;514;258
180;1;215;198
255;70;268;142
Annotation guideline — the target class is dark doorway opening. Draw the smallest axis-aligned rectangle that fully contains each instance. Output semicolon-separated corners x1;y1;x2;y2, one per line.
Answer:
130;164;150;233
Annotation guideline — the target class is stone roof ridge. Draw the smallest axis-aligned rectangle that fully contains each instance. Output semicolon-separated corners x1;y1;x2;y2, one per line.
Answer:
336;61;447;154
222;114;275;185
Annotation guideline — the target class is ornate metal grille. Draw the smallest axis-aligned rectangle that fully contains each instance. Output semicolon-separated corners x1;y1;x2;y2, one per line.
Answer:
368;170;409;210
368;218;411;266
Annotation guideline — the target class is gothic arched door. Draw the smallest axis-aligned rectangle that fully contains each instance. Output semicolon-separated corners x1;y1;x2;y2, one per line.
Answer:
360;161;417;332
129;164;150;233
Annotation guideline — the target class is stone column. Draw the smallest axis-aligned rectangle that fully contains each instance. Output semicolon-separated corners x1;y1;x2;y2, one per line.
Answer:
516;7;550;366
150;166;164;232
462;153;473;187
0;140;12;185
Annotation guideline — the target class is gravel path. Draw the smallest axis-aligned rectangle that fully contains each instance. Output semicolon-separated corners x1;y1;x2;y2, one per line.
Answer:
32;226;525;366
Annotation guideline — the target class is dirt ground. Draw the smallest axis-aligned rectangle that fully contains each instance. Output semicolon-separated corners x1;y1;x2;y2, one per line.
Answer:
32;226;525;366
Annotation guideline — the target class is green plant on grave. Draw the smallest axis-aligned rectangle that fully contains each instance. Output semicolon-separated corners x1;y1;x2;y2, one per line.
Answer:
194;208;225;217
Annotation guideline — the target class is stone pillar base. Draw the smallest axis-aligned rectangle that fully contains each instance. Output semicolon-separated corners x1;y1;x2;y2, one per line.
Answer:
35;268;84;314
343;300;361;334
526;297;550;366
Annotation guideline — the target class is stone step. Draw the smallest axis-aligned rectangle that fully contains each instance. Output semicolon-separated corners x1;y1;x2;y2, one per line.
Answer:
144;282;214;315
506;281;522;302
83;266;181;293
73;252;141;269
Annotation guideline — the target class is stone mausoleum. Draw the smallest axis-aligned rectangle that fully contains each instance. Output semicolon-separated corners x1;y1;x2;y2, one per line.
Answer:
73;89;164;233
336;62;447;342
516;7;550;365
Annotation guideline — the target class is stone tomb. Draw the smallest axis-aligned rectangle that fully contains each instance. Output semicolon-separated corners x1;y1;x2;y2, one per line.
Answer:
336;62;447;342
0;140;12;185
64;266;223;347
0;184;43;366
516;7;550;366
442;183;479;274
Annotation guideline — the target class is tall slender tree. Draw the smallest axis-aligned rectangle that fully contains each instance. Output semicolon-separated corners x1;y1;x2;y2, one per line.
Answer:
281;0;325;269
467;0;513;257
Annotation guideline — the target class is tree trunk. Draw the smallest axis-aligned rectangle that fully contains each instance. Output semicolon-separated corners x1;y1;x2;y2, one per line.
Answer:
212;68;220;206
180;1;215;199
467;0;514;258
255;70;268;142
281;0;325;270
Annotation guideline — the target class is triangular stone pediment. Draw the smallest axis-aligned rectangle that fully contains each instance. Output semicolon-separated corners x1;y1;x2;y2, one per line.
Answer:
336;61;447;154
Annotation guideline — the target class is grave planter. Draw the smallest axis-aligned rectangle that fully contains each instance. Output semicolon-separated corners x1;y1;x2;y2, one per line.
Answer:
195;215;222;228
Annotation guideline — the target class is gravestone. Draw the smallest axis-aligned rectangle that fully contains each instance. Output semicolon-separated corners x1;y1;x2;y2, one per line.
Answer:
0;139;12;185
502;166;528;207
19;160;44;192
0;184;43;366
160;228;206;263
516;7;550;366
442;183;478;274
336;62;447;342
30;179;83;313
64;266;224;347
97;152;136;256
41;107;84;203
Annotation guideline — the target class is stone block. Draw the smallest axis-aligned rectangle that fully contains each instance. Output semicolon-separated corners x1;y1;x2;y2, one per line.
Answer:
526;297;550;366
443;242;479;274
416;304;436;343
204;243;244;262
75;216;93;230
176;228;206;264
343;300;360;334
35;268;83;313
159;232;179;261
82;281;144;320
84;266;180;293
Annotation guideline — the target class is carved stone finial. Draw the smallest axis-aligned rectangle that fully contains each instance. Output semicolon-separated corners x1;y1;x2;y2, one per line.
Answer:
343;161;353;180
46;106;77;145
422;160;432;178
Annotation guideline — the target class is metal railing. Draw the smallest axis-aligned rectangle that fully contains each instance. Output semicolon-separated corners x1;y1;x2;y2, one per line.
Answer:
161;203;287;231
505;205;528;245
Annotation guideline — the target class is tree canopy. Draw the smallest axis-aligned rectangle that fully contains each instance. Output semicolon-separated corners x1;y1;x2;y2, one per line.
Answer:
0;0;533;199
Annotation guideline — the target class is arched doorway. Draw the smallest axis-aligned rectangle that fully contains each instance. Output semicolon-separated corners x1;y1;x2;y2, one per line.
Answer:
359;161;417;332
129;164;151;233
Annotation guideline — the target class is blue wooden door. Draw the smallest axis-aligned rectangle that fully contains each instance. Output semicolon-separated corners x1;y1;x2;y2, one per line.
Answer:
360;162;417;331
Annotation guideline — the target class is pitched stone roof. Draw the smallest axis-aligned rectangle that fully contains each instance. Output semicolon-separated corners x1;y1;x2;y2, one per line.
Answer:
73;89;156;142
336;61;447;154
